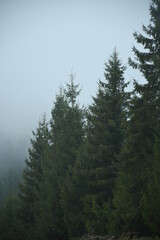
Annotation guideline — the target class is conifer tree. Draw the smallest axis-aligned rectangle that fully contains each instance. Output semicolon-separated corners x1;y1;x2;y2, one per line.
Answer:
78;49;128;235
34;115;69;240
33;148;67;240
142;133;160;235
18;115;50;240
50;75;84;180
129;0;160;111
113;94;153;234
60;141;87;239
114;0;160;234
50;75;85;239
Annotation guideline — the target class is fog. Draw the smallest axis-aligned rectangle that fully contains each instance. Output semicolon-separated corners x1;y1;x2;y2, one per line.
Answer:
0;0;150;149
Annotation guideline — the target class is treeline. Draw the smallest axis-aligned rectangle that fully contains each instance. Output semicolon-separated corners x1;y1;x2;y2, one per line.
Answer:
0;0;160;239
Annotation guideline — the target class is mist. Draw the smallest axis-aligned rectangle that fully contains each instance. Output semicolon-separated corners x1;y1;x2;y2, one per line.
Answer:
0;0;150;144
1;0;158;237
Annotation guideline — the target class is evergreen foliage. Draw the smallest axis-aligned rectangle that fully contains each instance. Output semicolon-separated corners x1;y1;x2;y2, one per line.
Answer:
0;1;160;237
51;76;85;239
113;94;153;234
114;0;160;235
75;49;128;235
18;115;50;239
142;134;160;235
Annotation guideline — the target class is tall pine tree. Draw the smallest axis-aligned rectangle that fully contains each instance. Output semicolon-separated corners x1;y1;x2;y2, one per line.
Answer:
78;49;128;235
18;115;50;240
49;76;85;239
114;0;160;235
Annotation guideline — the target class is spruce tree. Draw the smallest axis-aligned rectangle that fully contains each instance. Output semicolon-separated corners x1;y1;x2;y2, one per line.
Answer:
113;94;154;234
50;75;84;180
128;0;160;124
114;0;160;235
49;76;85;239
60;141;87;239
142;133;160;235
33;149;67;240
18;115;50;240
79;49;128;235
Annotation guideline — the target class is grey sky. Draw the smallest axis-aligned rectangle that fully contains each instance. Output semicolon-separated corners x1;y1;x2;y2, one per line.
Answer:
0;0;150;142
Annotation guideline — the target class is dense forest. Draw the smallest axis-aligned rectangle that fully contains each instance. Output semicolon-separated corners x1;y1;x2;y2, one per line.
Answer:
0;0;160;239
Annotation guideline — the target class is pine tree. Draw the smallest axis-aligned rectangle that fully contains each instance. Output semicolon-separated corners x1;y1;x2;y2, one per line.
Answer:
129;0;160;121
50;86;70;184
78;49;128;235
50;76;85;239
50;75;84;180
33;149;67;240
142;133;160;235
18;115;50;240
114;0;160;235
113;94;154;234
60;143;88;239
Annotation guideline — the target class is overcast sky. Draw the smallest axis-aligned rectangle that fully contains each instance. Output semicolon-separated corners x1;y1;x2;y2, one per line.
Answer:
0;0;150;143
